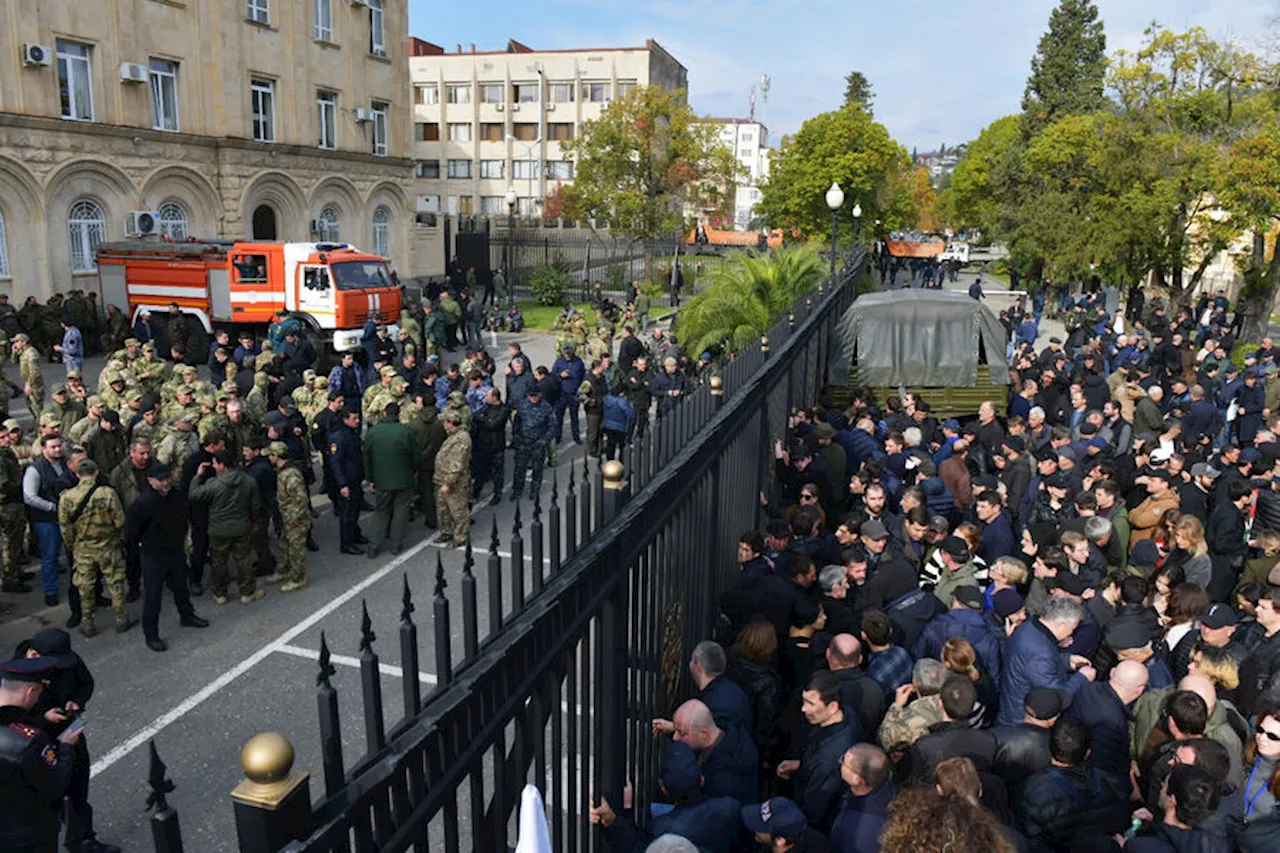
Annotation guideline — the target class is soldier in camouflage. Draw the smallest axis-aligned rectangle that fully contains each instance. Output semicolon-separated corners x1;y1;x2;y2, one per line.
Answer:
156;413;201;472
0;426;28;592
267;441;310;592
43;384;85;436
443;389;471;432
59;459;137;637
13;333;44;418
434;412;472;547
84;409;127;475
67;395;106;444
363;366;399;424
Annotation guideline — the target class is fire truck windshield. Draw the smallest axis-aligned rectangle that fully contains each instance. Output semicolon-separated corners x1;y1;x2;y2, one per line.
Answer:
329;260;393;291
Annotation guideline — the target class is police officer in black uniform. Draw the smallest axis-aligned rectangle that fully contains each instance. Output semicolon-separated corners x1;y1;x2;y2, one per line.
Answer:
0;655;80;853
312;390;347;513
330;407;366;554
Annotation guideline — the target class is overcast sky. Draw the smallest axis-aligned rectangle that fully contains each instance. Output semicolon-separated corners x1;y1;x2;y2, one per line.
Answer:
408;0;1275;150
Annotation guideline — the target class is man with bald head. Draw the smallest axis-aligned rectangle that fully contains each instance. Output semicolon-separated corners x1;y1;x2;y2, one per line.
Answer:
663;699;758;806
1130;673;1245;790
826;634;886;733
1065;659;1149;778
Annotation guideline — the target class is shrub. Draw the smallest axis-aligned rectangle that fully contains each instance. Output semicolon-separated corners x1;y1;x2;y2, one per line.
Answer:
530;264;572;306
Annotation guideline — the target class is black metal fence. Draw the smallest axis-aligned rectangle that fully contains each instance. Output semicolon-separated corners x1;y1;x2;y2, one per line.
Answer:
145;248;868;853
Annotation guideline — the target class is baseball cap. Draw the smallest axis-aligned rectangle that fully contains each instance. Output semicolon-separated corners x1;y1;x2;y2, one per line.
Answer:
741;798;807;842
860;519;889;540
279;396;297;412
1050;572;1087;596
147;462;173;479
1190;463;1220;480
992;589;1025;619
1025;687;1070;721
1056;447;1078;462
954;586;983;610
1150;446;1173;463
942;418;960;431
814;422;835;440
1201;603;1238;630
1002;435;1025;453
660;742;702;799
265;441;290;458
1107;620;1152;651
1045;472;1071;490
1241;447;1262;464
51;383;67;395
939;536;970;560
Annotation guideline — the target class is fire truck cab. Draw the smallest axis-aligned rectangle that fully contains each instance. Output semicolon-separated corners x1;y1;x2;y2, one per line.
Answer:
97;239;401;365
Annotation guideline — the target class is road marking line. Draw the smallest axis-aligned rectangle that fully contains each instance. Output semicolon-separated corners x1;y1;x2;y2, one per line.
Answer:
274;643;438;684
89;535;438;779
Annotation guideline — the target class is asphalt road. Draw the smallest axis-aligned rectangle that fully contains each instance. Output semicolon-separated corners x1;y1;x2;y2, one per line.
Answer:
0;327;598;853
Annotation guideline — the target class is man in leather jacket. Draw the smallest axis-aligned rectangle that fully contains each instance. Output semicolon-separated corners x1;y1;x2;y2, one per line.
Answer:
990;686;1061;791
0;655;81;853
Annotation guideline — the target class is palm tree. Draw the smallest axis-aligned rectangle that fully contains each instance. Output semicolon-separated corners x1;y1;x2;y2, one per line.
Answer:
674;245;825;357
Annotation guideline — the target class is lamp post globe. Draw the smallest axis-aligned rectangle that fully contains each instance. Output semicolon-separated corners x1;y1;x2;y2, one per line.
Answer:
825;182;844;211
852;202;863;242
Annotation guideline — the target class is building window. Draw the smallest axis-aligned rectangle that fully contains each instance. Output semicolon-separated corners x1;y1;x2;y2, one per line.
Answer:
0;210;8;277
415;160;440;179
549;82;574;103
616;80;637;98
368;0;385;55
480;196;503;214
739;149;752;158
479;160;504;179
247;0;269;24
446;84;470;104
317;91;337;149
581;81;610;103
479;123;504;142
517;197;537;216
479;83;503;104
56;40;93;122
447;122;472;142
512;160;537;181
416;122;440;141
149;58;179;132
371;101;388;155
511;123;538;142
547;123;574;141
251;78;275;142
545;161;573;180
452;196;474;215
513;83;537;103
313;0;332;40
415;84;438;106
371;206;390;258
316;205;341;242
157;201;188;241
741;132;753;142
447;159;473;179
68;199;106;273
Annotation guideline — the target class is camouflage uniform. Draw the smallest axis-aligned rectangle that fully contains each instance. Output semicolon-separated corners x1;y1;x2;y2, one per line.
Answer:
131;414;166;449
133;351;168;395
434;426;472;546
270;443;310;589
245;374;269;421
0;441;25;585
876;694;944;753
17;338;43;418
44;394;85;436
156;417;201;472
58;472;131;633
443;390;471;432
254;343;275;372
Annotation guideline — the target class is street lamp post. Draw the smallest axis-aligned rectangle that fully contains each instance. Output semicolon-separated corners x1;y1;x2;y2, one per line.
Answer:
852;202;863;244
825;182;844;284
505;187;518;304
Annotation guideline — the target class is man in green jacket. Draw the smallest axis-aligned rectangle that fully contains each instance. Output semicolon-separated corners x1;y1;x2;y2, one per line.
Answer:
362;401;421;558
189;449;264;605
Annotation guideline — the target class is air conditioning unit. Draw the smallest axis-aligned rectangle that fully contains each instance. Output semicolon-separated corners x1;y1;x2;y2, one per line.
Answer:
511;104;520;112
495;104;504;112
22;43;52;66
354;107;375;122
120;62;149;83
546;103;556;112
126;211;161;237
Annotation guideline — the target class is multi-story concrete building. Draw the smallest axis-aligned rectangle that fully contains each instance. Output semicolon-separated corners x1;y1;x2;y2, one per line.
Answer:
0;0;413;299
407;37;686;233
700;118;770;230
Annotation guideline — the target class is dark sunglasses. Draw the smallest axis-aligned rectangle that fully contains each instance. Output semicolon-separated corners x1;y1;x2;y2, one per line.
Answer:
800;493;817;501
1259;728;1280;743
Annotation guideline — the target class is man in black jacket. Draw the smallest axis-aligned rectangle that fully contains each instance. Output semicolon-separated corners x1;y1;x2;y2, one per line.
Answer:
990;687;1061;791
776;670;860;835
471;388;509;506
826;634;887;734
1239;586;1280;716
903;675;996;782
1206;479;1250;602
180;431;225;596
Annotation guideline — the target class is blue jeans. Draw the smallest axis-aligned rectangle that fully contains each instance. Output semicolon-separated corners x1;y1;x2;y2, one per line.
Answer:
32;521;62;596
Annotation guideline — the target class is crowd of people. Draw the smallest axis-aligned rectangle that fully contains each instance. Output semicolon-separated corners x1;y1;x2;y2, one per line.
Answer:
589;288;1280;853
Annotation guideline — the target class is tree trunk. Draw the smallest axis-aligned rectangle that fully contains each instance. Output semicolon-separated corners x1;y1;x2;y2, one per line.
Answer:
1238;231;1280;343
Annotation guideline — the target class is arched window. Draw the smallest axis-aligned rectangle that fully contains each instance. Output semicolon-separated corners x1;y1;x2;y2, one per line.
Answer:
157;201;189;241
68;199;106;272
371;206;390;258
316;205;341;242
0;209;9;277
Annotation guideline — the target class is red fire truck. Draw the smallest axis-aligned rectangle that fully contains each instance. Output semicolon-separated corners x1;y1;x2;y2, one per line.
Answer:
96;239;401;366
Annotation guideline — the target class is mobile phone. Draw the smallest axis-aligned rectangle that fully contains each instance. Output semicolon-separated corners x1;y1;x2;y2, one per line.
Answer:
58;713;86;742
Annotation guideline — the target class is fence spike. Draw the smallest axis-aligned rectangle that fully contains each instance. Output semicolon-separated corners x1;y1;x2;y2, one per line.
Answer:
401;573;416;622
146;740;175;812
513;498;523;536
490;513;500;552
316;631;337;688
552;470;559;504
567;463;577;497
359;599;376;652
463;534;475;577
433;554;447;598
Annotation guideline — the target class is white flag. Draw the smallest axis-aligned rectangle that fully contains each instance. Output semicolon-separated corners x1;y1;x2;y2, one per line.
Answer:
514;784;553;853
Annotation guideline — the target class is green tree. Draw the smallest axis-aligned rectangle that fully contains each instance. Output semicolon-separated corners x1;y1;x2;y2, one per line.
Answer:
948;115;1021;233
843;71;875;114
757;106;916;239
1021;0;1107;134
1220;122;1280;339
561;86;740;281
673;245;825;356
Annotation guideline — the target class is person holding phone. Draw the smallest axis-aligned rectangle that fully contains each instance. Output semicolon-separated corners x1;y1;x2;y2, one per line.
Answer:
0;655;85;853
13;628;119;853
